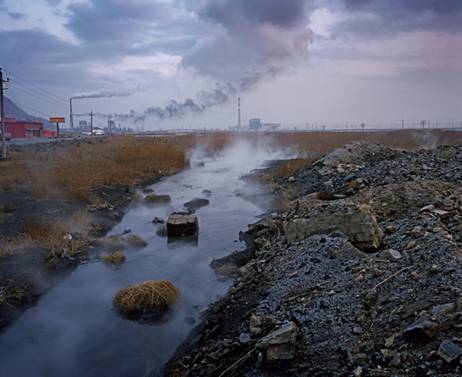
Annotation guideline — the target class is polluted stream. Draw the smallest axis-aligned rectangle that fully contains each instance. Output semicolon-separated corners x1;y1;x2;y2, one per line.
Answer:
0;142;282;377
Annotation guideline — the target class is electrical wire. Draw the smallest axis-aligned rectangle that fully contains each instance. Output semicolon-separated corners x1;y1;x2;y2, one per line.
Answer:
3;68;67;106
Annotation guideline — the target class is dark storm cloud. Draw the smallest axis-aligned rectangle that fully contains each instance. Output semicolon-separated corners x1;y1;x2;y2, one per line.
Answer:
182;0;313;83
203;0;307;28
65;0;204;55
336;0;462;36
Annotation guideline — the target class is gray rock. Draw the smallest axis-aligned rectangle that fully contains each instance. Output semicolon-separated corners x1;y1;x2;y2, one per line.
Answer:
381;248;402;262
239;333;252;344
403;316;439;342
431;303;456;319
184;197;210;211
437;340;462;363
284;202;383;251
257;321;298;361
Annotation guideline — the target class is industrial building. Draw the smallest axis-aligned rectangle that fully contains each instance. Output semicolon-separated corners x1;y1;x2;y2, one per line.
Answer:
249;118;262;130
5;117;43;138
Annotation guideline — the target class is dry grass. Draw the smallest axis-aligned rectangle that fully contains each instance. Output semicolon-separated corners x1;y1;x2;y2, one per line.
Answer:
102;251;126;264
113;280;180;317
0;136;189;200
21;211;90;259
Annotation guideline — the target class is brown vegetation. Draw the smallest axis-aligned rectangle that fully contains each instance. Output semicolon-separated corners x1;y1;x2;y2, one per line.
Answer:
0;136;189;200
113;280;180;317
102;251;126;264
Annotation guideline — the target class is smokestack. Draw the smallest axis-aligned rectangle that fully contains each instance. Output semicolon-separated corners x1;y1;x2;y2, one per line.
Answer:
238;97;241;128
69;98;74;130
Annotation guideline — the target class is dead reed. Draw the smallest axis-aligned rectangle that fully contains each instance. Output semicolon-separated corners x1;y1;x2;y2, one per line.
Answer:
113;280;180;317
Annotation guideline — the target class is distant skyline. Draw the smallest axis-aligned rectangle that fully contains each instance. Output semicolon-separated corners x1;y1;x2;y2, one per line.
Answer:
1;0;461;129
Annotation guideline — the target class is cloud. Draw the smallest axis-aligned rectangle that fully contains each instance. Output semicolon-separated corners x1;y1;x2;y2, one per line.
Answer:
182;0;313;85
335;0;462;37
8;12;26;19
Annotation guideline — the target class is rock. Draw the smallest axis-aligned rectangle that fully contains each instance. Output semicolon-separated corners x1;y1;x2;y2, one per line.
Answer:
257;322;298;361
288;176;295;183
431;303;456;319
152;217;165;224
184;197;210;211
250;314;262;336
167;212;199;237
124;234;148;248
284;202;383;250
239;333;252;344
142;188;154;194
384;224;397;234
411;226;423;238
406;241;417;250
380;248;402;262
403;316;439;342
156;225;168;237
144;194;172;204
202;189;212;196
437;340;462;363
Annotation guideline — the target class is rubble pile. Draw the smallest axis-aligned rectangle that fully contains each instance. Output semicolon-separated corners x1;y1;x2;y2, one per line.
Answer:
167;142;462;377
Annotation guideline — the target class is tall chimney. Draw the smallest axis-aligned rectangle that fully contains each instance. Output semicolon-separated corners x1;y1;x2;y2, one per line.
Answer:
238;97;241;128
69;98;74;130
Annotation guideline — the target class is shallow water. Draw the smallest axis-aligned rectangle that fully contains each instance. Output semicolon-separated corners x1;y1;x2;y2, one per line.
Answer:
0;142;278;377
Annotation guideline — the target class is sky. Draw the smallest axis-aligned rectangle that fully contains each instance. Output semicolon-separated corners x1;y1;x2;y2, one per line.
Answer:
0;0;461;130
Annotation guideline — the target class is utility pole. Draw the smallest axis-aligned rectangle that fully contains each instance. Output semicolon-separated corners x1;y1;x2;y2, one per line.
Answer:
90;111;94;136
0;68;9;160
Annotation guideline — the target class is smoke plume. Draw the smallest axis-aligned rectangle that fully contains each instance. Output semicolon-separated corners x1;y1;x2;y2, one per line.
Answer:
71;90;130;100
95;0;313;123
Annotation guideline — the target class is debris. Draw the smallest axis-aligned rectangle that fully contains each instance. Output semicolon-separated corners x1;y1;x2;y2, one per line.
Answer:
257;322;298;361
437;340;462;363
167;212;199;237
403;316;440;342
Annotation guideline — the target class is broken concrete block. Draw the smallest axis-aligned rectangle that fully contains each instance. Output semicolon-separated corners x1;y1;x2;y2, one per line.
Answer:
167;212;199;237
258;321;298;361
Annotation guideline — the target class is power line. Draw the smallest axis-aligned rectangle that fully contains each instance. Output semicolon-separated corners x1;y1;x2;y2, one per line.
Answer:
7;86;52;119
3;69;67;105
8;81;65;108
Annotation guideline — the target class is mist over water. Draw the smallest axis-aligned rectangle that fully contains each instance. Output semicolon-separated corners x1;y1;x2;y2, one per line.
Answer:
0;141;282;377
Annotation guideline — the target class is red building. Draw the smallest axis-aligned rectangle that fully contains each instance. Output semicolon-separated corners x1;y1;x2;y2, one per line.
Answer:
5;118;43;138
42;129;58;138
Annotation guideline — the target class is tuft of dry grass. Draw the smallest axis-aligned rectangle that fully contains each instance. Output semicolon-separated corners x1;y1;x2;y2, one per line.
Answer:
102;251;126;264
113;280;180;317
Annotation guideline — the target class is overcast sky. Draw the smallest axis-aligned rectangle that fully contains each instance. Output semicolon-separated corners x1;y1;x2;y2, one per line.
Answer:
1;0;461;129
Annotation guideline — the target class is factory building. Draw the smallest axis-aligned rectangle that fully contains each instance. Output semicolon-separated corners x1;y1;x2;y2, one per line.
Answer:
5;118;43;138
249;118;262;130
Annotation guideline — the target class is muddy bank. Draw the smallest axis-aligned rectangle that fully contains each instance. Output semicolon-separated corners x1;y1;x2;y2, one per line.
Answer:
0;140;177;331
167;142;462;377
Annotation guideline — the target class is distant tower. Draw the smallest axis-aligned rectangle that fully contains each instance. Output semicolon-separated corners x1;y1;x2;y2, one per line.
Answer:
238;97;241;128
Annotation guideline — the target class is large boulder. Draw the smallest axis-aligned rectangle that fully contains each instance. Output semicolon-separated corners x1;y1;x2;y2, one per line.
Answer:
284;202;383;250
167;212;199;237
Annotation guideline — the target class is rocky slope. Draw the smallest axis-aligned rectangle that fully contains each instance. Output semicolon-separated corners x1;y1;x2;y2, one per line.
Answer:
167;142;462;377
